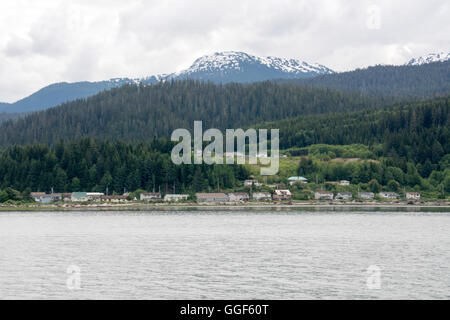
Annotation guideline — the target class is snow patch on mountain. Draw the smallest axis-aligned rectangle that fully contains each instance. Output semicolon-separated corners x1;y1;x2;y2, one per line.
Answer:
168;51;334;81
406;52;450;66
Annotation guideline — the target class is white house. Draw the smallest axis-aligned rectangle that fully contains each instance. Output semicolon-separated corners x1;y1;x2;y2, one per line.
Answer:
379;192;399;199
227;193;250;202
335;192;353;200
30;192;46;202
273;190;292;201
315;191;334;200
406;192;421;200
164;194;189;202
244;179;262;187
252;192;272;201
140;193;162;201
339;180;350;186
358;192;375;200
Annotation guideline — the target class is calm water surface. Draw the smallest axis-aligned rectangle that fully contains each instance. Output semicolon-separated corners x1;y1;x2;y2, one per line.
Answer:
0;209;449;299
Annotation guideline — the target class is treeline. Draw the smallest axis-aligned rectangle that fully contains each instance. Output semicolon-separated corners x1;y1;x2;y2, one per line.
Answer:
0;112;22;123
259;97;449;166
294;153;450;195
0;138;249;194
0;80;392;147
281;60;450;99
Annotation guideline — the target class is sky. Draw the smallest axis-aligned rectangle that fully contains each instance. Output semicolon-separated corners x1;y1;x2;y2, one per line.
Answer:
0;0;449;102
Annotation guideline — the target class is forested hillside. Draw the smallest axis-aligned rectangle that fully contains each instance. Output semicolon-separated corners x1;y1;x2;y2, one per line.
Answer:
0;113;22;123
0;139;249;194
0;95;448;198
0;81;391;146
284;61;450;98
259;97;449;166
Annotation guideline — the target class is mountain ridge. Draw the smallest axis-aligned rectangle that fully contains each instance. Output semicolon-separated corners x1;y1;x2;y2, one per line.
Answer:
406;51;450;66
0;51;332;113
1;50;448;114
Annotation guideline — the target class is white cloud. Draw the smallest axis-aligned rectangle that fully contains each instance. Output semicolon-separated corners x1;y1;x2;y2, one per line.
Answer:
0;0;448;102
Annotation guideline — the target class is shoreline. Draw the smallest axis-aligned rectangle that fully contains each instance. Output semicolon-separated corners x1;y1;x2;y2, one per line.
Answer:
1;201;449;212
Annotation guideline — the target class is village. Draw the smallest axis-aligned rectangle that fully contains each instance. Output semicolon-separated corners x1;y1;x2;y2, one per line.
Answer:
27;176;423;205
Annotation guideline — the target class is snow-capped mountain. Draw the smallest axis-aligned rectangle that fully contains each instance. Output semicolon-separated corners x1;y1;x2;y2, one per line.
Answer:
167;51;334;82
0;51;333;113
406;52;450;66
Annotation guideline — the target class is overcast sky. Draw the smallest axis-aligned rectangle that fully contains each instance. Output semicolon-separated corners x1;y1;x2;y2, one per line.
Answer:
0;0;448;102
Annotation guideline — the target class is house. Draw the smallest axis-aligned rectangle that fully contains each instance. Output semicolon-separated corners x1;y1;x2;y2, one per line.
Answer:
358;192;375;200
378;192;399;199
406;192;421;200
227;192;250;202
273;190;292;201
87;192;104;201
71;192;89;202
30;192;46;202
100;195;128;203
140;193;162;201
288;176;308;185
39;195;55;204
50;193;62;202
339;180;350;186
244;179;262;187
196;193;229;202
314;191;334;200
335;192;353;200
252;192;272;201
164;194;189;202
62;193;72;202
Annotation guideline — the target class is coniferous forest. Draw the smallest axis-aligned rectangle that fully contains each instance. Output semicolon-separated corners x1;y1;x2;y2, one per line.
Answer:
0;76;449;201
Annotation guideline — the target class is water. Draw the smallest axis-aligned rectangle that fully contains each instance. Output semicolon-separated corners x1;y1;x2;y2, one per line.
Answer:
0;209;449;299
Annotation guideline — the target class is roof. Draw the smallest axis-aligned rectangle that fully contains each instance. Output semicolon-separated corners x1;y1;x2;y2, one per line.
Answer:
30;192;46;196
196;193;228;198
101;195;128;199
141;193;161;196
288;176;308;181
72;192;88;198
274;190;292;195
337;192;352;196
228;192;249;196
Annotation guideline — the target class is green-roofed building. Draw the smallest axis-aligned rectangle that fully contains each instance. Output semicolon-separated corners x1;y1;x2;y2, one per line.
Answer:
71;192;89;202
288;176;308;185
